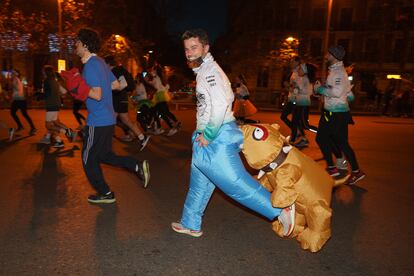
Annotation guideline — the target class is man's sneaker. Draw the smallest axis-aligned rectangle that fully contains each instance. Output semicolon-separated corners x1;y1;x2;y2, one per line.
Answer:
336;157;348;170
8;128;15;141
171;222;203;237
136;160;150;188
175;121;182;130
327;167;340;177
39;136;51;145
29;128;37;136
52;141;64;148
277;204;295;237
166;127;178;137
87;192;116;204
153;128;165;135
120;134;134;142
65;128;77;142
346;170;366;185
294;138;309;148
139;135;151;151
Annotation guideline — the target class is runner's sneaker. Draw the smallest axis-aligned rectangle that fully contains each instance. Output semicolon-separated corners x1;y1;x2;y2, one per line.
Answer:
153;128;165;135
166;127;178;137
65;128;77;142
336;157;348;170
139;135;151;151
327;167;340;177
120;134;134;142
346;170;366;185
39;136;51;145
87;192;116;204
171;222;203;237
294;138;309;148
52;141;64;148
8;128;15;141
136;160;150;188
277;203;295;237
29;128;37;135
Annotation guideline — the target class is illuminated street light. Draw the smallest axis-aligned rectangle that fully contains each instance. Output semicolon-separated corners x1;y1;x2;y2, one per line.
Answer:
281;36;299;62
113;34;126;51
285;36;295;42
148;50;154;54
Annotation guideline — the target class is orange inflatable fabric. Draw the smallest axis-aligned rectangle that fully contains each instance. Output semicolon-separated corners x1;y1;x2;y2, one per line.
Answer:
233;99;257;118
240;123;334;252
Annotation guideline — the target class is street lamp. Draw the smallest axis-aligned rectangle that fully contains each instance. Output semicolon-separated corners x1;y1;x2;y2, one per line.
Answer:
321;0;333;80
57;0;62;34
114;34;125;51
285;36;295;43
284;36;299;60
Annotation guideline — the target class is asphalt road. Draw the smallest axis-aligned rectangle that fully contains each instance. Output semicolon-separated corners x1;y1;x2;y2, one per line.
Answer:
0;108;413;275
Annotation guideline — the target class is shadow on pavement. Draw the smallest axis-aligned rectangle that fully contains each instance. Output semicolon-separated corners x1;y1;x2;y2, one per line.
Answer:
329;184;369;273
22;144;78;236
0;135;31;154
93;204;119;274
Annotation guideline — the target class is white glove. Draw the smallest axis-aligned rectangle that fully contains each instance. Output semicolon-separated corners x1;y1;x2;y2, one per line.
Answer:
118;75;128;90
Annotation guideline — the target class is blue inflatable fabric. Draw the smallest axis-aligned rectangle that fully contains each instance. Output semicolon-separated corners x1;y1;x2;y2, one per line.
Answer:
181;121;282;231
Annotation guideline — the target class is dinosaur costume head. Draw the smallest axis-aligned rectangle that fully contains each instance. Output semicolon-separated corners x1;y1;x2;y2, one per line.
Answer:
240;123;334;253
241;124;292;177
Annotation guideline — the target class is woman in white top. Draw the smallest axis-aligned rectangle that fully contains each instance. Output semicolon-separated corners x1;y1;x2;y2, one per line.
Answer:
144;65;181;136
291;63;317;148
131;73;162;134
9;69;37;135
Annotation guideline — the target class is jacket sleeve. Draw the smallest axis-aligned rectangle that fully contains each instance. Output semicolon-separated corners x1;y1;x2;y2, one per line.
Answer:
197;70;231;142
319;71;347;98
195;80;211;133
289;73;298;99
297;77;309;95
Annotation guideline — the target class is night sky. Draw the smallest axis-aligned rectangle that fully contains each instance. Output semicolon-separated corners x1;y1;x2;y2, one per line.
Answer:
9;0;228;44
159;0;228;43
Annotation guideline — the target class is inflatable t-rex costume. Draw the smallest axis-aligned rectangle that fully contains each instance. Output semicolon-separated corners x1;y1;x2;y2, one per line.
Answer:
240;123;334;252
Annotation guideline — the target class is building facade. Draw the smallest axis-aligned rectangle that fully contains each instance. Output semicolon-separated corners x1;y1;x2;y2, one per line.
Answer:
216;0;414;109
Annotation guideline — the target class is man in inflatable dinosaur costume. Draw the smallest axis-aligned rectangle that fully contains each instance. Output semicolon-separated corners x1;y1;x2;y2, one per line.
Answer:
240;123;334;252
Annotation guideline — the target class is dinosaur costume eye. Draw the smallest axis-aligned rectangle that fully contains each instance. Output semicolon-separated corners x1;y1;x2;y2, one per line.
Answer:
252;125;268;141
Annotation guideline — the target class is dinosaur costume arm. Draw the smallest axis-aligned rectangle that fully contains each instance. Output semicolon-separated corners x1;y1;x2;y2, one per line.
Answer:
268;163;301;208
258;175;274;192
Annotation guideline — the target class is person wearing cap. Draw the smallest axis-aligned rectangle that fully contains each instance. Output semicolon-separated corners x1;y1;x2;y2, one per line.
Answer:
314;45;365;185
